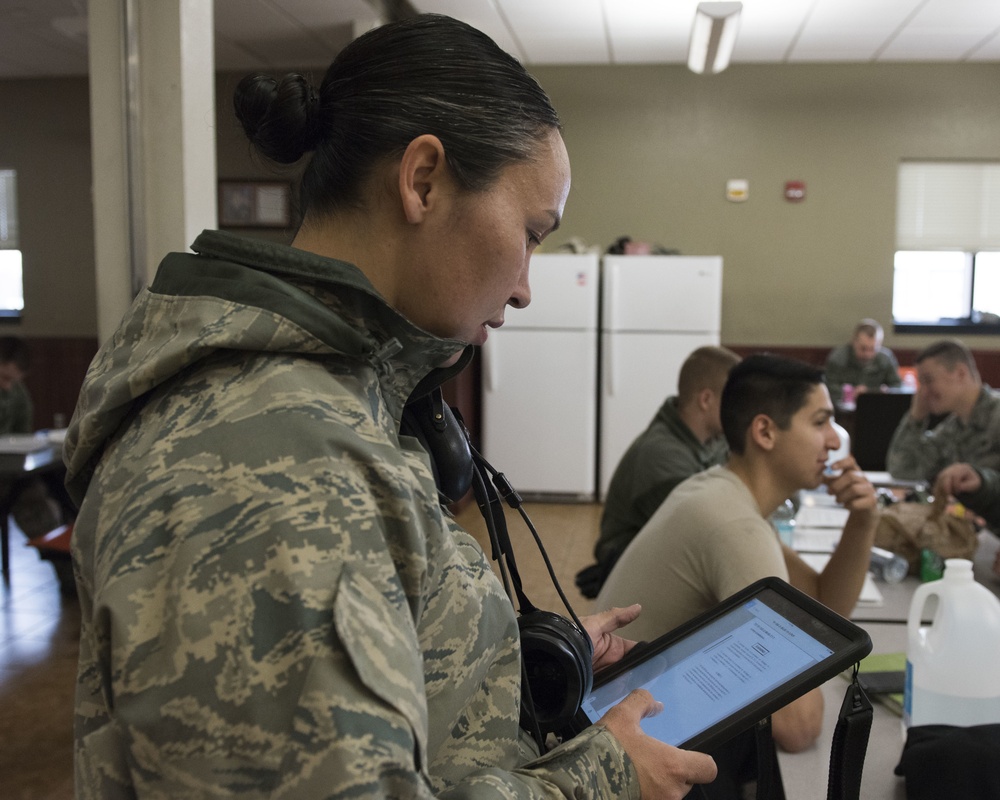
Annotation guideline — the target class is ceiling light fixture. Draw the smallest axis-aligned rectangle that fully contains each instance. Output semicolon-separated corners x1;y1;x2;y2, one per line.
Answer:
688;2;743;75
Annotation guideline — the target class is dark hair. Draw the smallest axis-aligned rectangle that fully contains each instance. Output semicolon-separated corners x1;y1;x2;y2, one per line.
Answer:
0;336;29;371
677;345;741;406
915;338;979;379
233;14;561;219
721;354;825;455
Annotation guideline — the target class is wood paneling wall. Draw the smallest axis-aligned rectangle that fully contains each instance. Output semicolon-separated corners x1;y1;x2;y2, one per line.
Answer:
21;337;99;430
726;345;1000;389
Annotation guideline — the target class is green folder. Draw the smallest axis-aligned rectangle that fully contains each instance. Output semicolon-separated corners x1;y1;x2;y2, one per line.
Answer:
843;652;905;716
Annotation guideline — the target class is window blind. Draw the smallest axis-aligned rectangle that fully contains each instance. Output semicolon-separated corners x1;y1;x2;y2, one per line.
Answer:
896;161;1000;250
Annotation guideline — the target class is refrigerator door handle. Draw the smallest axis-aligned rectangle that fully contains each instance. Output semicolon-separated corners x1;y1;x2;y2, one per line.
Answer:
604;262;618;331
605;336;617;397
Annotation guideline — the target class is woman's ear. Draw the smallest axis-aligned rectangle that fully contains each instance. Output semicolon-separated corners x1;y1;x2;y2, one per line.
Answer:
398;134;449;224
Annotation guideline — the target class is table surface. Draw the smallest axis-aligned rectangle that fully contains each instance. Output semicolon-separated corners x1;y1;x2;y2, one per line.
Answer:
0;443;63;477
778;623;909;800
778;528;1000;799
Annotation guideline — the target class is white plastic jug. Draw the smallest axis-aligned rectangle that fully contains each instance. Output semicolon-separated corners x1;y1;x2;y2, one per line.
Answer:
904;558;1000;728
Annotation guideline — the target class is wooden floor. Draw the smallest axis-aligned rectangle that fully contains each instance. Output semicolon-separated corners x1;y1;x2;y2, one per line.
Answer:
0;502;602;798
0;531;78;800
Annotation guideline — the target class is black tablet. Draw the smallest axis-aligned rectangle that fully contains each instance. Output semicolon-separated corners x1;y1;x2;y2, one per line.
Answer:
578;576;872;752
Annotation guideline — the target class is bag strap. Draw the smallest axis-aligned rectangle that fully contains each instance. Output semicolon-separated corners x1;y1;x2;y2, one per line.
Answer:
827;666;873;800
754;716;785;800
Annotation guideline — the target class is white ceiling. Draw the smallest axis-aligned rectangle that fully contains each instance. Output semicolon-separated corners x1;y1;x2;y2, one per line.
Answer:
2;0;1000;80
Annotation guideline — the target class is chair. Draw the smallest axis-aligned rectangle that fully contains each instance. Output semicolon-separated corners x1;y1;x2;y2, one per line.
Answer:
851;392;914;471
25;523;75;595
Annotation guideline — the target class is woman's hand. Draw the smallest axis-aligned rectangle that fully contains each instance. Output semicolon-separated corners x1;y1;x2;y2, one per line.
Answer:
580;604;641;671
599;689;718;799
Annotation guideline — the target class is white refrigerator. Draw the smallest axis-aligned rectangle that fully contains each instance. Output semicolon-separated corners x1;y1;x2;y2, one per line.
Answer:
481;252;600;499
599;255;723;499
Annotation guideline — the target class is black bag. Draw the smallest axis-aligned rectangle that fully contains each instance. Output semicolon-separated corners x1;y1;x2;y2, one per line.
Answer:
895;724;1000;800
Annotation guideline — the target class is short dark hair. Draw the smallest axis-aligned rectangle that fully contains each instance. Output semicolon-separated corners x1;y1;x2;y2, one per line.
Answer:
915;338;979;380
233;14;561;219
721;354;825;455
0;336;29;371
677;346;741;406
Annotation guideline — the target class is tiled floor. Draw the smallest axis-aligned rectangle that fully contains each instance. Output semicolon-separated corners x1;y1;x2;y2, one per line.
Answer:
0;502;602;798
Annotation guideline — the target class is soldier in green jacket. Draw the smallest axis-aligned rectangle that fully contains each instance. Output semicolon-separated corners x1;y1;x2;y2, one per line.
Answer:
0;336;64;542
823;318;901;406
64;15;716;800
886;339;1000;482
580;346;739;597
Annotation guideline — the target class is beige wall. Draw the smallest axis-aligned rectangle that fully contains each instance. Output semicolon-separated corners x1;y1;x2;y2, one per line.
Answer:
2;63;1000;352
0;76;96;337
531;62;1000;351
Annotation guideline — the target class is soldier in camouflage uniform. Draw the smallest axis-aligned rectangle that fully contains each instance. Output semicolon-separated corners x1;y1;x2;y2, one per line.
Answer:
886;339;1000;482
64;15;716;800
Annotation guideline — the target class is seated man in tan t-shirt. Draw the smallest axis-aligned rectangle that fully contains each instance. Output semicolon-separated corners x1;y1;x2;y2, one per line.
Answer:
596;354;878;757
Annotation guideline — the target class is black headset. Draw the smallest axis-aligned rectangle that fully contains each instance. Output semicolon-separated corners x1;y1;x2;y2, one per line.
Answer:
400;387;593;746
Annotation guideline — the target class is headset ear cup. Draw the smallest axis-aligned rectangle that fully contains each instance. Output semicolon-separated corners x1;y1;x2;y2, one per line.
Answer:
518;611;594;733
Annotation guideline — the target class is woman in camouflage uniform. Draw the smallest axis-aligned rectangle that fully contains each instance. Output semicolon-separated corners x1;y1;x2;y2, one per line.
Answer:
65;14;716;800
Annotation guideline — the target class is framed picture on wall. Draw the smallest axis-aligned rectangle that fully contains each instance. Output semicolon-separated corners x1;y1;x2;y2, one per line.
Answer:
218;180;291;228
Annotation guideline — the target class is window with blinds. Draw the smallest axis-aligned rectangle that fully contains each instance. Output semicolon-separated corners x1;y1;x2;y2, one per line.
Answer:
893;161;1000;330
0;170;23;317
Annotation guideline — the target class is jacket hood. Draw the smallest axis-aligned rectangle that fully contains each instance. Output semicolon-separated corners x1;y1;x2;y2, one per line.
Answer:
64;230;471;504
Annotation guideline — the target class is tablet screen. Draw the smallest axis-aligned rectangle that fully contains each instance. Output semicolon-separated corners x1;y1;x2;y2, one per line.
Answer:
580;586;854;749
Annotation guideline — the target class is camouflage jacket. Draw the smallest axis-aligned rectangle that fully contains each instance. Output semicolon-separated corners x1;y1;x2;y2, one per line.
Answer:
886;386;1000;481
64;231;637;799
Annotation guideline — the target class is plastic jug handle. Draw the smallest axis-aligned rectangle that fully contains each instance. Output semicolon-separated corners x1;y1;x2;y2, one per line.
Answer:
907;583;939;637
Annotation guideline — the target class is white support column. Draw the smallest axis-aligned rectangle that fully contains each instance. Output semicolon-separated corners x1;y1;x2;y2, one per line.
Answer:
88;0;216;343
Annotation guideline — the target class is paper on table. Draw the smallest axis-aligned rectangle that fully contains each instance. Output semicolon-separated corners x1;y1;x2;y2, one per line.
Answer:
797;552;884;606
0;434;51;454
863;471;925;489
795;505;850;529
792;527;840;553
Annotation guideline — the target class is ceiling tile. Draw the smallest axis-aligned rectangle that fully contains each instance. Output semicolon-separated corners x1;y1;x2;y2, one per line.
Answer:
879;0;1000;60
412;0;524;60
495;0;609;63
604;1;691;64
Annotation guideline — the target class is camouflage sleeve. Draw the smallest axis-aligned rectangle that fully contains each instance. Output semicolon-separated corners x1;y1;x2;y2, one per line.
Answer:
443;727;639;800
886;413;944;480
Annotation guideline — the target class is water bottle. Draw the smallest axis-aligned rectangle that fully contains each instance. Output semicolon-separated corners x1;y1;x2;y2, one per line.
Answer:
770;498;796;548
827;421;851;470
869;547;908;583
904;559;1000;728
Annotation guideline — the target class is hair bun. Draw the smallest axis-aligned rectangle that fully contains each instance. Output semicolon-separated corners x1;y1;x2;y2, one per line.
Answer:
233;73;322;164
